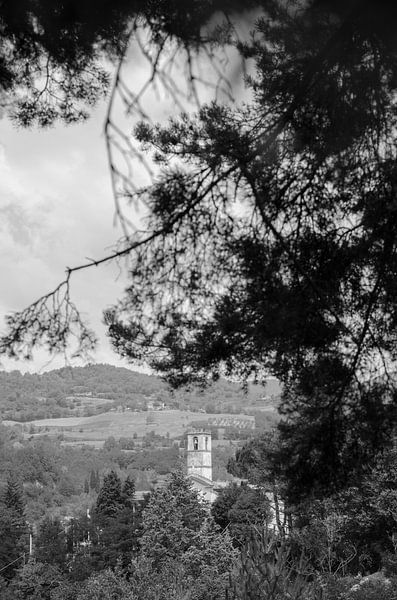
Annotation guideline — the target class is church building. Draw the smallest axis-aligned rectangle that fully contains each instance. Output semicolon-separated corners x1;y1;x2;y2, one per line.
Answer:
186;429;286;532
186;430;219;503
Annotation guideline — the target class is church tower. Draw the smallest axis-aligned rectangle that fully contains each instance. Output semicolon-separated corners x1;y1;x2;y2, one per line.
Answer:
187;430;212;482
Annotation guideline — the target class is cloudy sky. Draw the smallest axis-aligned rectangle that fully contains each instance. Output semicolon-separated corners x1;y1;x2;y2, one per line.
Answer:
0;24;252;375
0;98;131;372
0;39;170;373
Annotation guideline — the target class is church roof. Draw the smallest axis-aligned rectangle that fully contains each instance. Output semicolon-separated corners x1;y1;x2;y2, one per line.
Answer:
188;473;214;488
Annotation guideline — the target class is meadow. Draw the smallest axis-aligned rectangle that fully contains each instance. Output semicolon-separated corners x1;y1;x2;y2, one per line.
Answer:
3;409;270;446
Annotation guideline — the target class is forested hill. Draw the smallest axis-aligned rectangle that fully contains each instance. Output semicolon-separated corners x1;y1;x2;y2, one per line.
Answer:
0;364;281;421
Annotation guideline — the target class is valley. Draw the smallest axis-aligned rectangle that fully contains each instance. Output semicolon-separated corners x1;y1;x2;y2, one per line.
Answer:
4;408;276;447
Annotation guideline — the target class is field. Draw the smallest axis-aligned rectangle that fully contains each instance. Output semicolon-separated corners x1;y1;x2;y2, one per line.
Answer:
3;409;276;446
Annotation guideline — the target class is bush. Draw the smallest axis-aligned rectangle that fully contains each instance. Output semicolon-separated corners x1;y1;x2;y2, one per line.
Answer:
340;575;397;600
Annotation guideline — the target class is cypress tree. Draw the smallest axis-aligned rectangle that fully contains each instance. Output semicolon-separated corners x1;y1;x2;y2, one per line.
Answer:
89;469;100;492
89;469;96;491
95;469;100;492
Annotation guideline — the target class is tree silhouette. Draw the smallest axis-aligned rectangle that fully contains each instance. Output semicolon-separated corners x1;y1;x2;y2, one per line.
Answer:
3;1;397;498
105;1;397;498
0;0;262;361
2;0;249;127
0;0;137;127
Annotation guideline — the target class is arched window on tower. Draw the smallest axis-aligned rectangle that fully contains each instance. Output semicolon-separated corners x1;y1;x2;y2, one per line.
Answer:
205;437;208;450
193;436;198;450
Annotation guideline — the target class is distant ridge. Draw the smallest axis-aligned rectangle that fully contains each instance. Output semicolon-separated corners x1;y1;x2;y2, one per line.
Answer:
0;363;281;422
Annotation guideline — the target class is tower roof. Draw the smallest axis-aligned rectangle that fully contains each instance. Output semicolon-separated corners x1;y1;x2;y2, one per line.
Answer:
187;429;211;435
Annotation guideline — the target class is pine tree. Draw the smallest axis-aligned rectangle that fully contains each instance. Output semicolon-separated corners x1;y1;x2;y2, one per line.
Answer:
121;476;135;509
95;471;122;520
131;490;236;599
105;1;397;500
88;475;139;570
0;506;24;580
140;471;207;568
4;474;25;520
167;471;207;531
34;517;68;569
0;475;27;579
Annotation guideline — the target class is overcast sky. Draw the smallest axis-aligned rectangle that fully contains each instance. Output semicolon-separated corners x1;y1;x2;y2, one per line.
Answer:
0;22;253;375
0;98;133;372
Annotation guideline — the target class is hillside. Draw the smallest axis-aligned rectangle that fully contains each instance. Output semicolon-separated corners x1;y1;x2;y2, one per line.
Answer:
0;364;281;421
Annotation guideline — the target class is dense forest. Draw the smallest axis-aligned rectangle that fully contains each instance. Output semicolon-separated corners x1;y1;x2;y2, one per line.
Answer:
0;418;239;523
2;422;397;599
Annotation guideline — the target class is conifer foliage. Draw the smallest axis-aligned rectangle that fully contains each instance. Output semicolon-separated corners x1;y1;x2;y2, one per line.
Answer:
89;469;100;493
4;474;25;521
95;470;122;520
139;471;207;567
90;470;141;570
131;471;237;600
6;0;397;498
0;0;260;127
121;476;135;510
0;474;27;579
105;0;397;499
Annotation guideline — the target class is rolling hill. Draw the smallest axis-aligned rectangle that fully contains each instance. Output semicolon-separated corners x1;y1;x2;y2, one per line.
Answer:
0;364;281;421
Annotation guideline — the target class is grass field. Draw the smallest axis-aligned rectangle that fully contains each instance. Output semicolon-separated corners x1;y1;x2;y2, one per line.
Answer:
4;409;270;443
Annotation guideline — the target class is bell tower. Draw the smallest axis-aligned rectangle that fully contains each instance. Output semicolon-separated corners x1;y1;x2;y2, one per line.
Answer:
187;430;212;481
